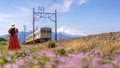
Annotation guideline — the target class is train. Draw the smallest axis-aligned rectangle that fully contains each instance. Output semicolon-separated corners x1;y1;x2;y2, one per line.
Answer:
26;27;52;44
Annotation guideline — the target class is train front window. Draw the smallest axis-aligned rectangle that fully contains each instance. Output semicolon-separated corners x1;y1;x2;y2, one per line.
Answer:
41;29;46;34
47;30;51;33
41;28;51;34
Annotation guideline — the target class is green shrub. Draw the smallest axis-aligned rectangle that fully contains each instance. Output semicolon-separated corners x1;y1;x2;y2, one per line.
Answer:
33;65;40;68
54;49;67;56
0;58;8;65
47;41;56;48
38;57;50;64
0;38;5;41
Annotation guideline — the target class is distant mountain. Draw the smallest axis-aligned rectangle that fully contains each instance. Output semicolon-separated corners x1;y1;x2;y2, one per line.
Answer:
52;32;77;40
0;31;32;43
55;26;87;40
0;26;86;43
0;34;8;39
57;26;87;36
18;31;32;43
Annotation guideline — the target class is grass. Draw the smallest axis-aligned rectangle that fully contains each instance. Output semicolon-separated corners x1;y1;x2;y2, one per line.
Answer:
0;41;8;46
56;31;120;57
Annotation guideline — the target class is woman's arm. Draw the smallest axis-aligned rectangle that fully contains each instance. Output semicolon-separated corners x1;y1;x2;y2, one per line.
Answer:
15;28;18;36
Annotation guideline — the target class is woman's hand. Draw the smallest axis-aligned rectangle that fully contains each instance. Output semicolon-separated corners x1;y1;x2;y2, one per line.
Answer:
15;33;18;36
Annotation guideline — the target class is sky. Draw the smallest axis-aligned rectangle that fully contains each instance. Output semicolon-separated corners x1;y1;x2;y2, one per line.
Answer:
0;0;120;35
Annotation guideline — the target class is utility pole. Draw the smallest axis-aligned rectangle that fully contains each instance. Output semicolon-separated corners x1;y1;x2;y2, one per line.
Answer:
55;9;57;41
33;8;35;45
23;25;26;45
21;31;24;44
32;6;57;43
60;32;62;40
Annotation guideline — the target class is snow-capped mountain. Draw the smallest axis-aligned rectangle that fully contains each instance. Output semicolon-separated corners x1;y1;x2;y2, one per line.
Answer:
57;26;87;36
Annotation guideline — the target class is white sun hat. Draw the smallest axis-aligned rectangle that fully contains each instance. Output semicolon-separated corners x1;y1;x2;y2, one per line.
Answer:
11;23;15;28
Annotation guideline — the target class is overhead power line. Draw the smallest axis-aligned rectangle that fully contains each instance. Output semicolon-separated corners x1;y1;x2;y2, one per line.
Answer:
32;6;57;46
45;0;56;8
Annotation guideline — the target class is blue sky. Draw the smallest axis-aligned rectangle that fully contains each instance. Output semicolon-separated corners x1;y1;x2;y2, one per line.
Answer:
0;0;120;35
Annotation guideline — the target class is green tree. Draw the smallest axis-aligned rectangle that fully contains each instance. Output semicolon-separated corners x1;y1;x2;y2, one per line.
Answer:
0;38;5;41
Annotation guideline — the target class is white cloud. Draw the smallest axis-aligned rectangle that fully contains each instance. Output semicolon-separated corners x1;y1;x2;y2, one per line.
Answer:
62;0;74;12
45;0;74;12
46;0;87;12
79;0;87;5
16;7;31;13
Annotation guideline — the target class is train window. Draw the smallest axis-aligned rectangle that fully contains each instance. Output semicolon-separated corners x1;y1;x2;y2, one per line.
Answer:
41;30;46;34
41;30;43;33
47;30;51;33
41;28;51;34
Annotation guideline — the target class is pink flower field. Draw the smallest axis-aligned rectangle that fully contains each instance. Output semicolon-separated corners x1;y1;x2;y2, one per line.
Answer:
0;45;120;68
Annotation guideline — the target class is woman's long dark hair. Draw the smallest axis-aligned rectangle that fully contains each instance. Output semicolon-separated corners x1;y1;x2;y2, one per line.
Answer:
10;28;15;36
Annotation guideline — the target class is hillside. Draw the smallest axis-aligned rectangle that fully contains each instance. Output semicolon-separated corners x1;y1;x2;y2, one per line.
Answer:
0;31;120;68
56;31;120;56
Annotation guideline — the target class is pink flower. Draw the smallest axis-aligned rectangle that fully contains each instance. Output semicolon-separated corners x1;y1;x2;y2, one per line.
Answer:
4;63;12;68
12;64;19;68
103;63;114;68
4;63;19;68
114;55;120;64
44;62;53;68
38;52;45;57
16;58;25;65
45;52;56;58
26;55;33;60
59;56;66;63
0;52;3;57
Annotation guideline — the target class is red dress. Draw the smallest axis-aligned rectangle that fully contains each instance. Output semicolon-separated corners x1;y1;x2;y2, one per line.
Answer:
8;28;20;50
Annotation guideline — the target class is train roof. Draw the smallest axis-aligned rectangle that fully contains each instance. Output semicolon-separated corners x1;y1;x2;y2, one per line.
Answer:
41;27;51;29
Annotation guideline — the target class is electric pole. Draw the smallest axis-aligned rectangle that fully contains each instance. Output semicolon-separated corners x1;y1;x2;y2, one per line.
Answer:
32;6;57;45
60;32;62;40
33;8;35;45
55;9;57;41
23;25;26;45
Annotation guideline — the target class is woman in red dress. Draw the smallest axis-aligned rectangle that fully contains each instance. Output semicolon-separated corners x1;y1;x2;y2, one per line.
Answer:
8;23;20;50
